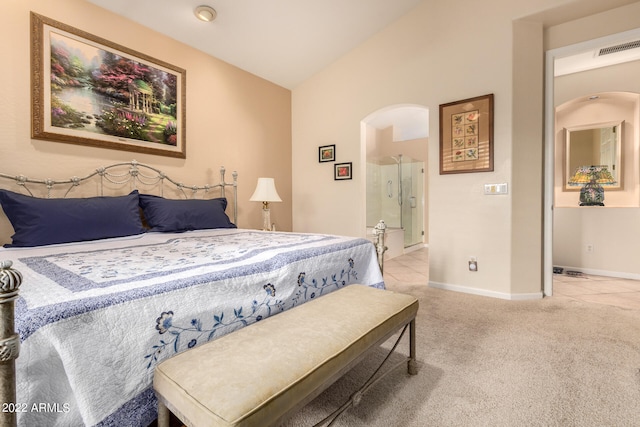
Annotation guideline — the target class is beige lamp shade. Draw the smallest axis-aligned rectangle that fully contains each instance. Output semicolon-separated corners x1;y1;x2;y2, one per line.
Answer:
250;178;282;203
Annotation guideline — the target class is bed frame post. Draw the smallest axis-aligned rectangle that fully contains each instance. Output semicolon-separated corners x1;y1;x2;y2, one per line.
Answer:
218;167;238;226
232;171;238;226
373;220;387;274
0;261;22;427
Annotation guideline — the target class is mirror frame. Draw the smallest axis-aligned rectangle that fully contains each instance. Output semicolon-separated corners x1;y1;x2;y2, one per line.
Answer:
564;120;623;191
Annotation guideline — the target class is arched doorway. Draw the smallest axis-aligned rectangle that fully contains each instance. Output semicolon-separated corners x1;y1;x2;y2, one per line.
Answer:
361;104;429;259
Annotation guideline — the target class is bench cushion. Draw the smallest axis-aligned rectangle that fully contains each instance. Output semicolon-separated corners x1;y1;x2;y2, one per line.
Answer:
153;285;418;427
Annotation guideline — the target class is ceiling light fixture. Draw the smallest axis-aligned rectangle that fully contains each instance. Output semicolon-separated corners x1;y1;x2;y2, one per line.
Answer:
194;5;217;22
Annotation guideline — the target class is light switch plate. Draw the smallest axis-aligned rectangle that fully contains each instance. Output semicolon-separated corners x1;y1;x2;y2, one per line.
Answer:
484;183;508;195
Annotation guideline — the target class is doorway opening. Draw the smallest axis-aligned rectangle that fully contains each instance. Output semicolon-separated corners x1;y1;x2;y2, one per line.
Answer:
544;27;640;298
362;105;428;259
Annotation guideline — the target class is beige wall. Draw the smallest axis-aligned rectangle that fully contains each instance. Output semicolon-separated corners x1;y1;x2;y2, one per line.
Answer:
554;208;640;277
291;0;640;298
0;0;292;243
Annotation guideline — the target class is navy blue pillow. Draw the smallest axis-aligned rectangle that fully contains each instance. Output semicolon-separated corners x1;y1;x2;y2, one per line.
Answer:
0;190;146;247
138;194;236;232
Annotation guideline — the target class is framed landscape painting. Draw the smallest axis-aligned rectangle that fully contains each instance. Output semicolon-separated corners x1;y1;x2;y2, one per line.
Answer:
31;13;187;158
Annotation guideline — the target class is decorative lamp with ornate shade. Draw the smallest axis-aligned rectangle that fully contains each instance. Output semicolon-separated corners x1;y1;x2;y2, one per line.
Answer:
567;165;617;206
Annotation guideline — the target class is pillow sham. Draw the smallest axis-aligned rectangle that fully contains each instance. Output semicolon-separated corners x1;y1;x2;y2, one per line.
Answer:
0;189;146;247
138;194;236;232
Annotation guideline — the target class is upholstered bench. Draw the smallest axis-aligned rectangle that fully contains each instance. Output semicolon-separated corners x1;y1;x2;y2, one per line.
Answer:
153;284;419;427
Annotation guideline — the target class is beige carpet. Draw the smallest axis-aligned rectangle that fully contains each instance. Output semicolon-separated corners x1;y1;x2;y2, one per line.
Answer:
282;283;640;427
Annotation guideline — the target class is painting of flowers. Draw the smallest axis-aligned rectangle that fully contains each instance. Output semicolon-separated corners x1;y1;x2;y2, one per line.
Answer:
334;162;352;180
31;13;186;158
319;144;335;162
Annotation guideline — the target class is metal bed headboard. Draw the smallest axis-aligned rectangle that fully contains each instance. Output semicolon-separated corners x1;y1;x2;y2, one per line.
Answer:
0;160;238;426
0;160;239;225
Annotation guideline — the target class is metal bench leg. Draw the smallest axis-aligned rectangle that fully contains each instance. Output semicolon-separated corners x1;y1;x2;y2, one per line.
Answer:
312;320;418;427
157;400;171;427
408;319;418;375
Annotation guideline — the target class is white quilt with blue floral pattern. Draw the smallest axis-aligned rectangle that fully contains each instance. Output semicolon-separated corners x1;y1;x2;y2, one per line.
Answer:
2;229;384;427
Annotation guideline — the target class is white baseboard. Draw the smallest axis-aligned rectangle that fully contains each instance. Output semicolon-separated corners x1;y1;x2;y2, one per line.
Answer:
404;243;428;253
554;266;640;281
429;281;543;300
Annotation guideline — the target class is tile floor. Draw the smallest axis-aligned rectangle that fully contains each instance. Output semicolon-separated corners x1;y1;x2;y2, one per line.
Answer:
552;272;640;310
383;247;640;310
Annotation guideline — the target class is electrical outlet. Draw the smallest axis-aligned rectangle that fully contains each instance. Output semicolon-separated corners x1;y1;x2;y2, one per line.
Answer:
469;258;478;272
585;244;594;253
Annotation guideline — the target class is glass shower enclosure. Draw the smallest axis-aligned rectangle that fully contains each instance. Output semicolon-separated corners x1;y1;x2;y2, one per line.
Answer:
366;155;424;248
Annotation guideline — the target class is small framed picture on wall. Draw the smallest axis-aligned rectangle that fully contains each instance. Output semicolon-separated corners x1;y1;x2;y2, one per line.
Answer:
334;162;352;180
319;144;335;162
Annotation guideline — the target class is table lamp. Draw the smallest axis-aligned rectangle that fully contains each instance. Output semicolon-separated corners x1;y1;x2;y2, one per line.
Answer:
567;165;616;206
249;177;281;230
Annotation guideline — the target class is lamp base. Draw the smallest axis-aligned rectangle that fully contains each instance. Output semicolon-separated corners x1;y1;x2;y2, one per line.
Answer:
579;181;605;206
261;207;272;231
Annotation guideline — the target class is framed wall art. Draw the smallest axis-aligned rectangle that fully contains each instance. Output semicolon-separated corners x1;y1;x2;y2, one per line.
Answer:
334;162;352;180
439;94;494;174
30;13;187;158
319;144;335;162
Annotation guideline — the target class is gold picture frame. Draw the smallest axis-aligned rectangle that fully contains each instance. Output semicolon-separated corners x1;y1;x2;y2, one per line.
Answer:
439;94;494;174
31;13;187;158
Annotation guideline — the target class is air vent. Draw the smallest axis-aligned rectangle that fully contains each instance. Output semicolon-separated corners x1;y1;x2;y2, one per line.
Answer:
598;40;640;56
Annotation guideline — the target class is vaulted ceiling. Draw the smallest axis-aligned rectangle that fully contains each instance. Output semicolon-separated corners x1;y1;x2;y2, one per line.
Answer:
85;0;423;90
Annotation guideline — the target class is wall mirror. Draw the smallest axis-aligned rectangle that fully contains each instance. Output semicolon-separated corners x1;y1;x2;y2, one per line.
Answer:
564;120;623;190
